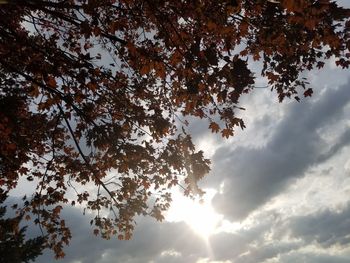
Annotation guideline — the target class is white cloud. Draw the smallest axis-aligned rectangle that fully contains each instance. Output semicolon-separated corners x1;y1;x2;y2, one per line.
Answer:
210;77;350;220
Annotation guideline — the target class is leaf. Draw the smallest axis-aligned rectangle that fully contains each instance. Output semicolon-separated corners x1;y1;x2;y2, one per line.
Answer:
207;21;217;31
155;62;166;79
304;88;313;97
140;63;152;75
87;82;97;91
46;76;57;88
221;128;233;138
170;50;182;66
7;143;16;151
52;205;63;215
266;72;279;82
30;84;40;97
204;47;218;65
209;122;220;133
93;26;101;36
253;53;261;61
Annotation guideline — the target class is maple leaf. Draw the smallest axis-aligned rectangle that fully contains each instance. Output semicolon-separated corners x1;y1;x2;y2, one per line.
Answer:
304;88;313;97
221;128;234;138
209;122;220;133
46;76;57;88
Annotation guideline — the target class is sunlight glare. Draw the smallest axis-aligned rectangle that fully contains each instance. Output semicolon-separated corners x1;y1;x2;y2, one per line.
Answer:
166;189;223;239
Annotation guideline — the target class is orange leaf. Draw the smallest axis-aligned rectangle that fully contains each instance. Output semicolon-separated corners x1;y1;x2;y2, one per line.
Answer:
253;53;261;61
93;26;101;36
30;84;40;97
7;143;16;151
140;63;152;75
207;21;217;31
52;205;62;215
155;62;166;79
221;128;233;138
87;82;97;91
46;76;57;88
209;122;220;133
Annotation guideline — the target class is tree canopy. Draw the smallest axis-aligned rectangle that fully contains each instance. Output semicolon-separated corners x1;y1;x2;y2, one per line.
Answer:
0;0;349;258
0;194;46;263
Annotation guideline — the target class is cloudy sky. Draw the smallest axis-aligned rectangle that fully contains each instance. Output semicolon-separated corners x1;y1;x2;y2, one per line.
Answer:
24;52;350;263
11;2;350;262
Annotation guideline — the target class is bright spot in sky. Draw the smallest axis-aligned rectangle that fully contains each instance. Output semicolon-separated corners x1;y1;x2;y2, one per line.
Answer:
166;189;223;239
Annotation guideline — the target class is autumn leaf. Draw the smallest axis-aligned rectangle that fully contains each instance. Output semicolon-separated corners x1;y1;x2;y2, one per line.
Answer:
7;143;16;151
155;62;166;79
221;128;234;138
207;21;217;31
266;72;279;82
304;88;313;97
46;76;57;88
87;82;97;91
209;122;220;133
140;63;152;75
253;53;261;61
93;26;101;36
29;84;40;97
52;205;63;215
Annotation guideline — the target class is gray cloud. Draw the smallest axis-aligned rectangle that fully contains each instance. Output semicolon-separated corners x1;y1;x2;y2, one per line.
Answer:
211;81;350;220
208;203;350;263
34;205;209;263
235;242;301;263
278;251;350;263
30;179;350;263
288;203;350;248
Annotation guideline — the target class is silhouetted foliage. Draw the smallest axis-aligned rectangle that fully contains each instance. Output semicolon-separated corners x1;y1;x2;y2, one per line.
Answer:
0;193;46;263
0;0;349;257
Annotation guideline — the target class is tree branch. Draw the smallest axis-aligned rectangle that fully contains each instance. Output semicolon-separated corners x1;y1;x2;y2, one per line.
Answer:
56;104;119;206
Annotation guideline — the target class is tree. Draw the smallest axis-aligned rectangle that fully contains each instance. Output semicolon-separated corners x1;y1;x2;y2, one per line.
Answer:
0;0;349;258
0;193;46;263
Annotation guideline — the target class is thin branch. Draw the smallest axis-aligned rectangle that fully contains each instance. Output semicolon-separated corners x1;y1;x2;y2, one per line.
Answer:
56;103;119;206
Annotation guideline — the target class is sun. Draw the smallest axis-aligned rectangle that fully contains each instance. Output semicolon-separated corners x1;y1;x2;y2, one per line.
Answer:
165;189;222;239
183;200;222;238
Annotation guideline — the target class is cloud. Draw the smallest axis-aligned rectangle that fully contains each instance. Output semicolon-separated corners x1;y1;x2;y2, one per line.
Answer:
278;251;350;263
206;203;350;263
235;242;301;263
34;205;209;263
288;203;350;248
20;154;350;263
211;80;350;220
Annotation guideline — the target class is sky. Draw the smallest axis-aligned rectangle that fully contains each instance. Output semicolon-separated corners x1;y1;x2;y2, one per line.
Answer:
9;1;350;263
25;52;350;263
